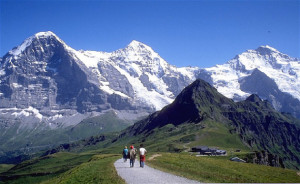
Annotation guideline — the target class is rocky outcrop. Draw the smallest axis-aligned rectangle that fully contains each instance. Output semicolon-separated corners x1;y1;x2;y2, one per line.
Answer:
252;151;284;168
243;151;285;168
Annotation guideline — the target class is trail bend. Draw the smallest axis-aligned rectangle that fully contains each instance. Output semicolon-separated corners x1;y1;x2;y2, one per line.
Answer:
114;158;201;184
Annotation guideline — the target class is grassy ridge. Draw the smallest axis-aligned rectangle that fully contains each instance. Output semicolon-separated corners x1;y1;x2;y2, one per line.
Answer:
0;152;123;184
189;120;249;150
0;152;93;184
147;153;300;183
42;154;124;184
0;164;14;174
66;111;130;140
115;120;248;154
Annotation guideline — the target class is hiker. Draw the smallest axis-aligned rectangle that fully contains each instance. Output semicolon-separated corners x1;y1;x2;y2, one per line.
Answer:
122;146;128;162
129;145;137;167
139;144;147;168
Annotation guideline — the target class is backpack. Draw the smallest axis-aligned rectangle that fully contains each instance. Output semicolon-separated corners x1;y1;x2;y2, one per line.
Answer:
130;149;136;159
123;148;128;156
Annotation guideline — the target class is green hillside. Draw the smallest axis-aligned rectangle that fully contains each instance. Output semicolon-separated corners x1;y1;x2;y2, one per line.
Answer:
148;153;300;183
0;152;124;184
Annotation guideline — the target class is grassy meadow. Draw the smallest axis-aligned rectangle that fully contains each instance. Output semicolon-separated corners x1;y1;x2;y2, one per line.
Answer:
147;152;300;183
42;154;124;184
0;164;14;174
0;152;124;184
1;150;300;183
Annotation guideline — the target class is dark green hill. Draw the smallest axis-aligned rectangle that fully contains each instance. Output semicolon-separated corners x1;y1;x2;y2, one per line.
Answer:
123;79;234;135
118;79;300;169
225;94;300;169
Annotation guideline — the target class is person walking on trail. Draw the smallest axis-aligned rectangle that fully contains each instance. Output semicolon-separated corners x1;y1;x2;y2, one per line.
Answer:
129;145;137;167
139;144;147;168
122;146;128;162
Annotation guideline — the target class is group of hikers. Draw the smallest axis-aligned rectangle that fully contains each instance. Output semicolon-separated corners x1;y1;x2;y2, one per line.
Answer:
122;144;147;168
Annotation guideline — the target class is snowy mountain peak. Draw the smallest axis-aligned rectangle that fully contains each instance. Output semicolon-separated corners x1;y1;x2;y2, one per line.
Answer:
262;45;279;52
128;40;142;46
34;31;67;47
8;31;65;57
112;40;169;69
125;40;157;55
128;40;149;48
205;44;300;110
34;31;57;38
227;45;292;71
255;45;279;55
34;31;65;43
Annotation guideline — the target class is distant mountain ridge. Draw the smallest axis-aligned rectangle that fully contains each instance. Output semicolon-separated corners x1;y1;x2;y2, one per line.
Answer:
0;31;300;157
1;31;299;122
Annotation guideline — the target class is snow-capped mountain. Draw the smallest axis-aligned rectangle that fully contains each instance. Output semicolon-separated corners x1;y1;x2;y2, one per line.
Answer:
75;39;198;111
0;31;197;128
197;45;300;118
1;31;300;124
1;31;300;157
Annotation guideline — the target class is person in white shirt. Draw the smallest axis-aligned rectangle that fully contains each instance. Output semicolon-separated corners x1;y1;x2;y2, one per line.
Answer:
139;144;147;168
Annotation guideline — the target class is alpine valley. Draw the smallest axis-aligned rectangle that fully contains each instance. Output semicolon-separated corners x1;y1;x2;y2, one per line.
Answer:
1;79;300;183
0;31;300;165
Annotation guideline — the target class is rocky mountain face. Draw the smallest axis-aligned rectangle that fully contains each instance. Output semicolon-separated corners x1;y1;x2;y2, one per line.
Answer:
0;32;197;127
1;32;107;111
247;151;284;168
0;32;196;155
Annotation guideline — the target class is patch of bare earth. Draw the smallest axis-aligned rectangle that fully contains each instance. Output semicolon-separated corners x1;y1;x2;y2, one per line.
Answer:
148;154;162;160
297;172;300;176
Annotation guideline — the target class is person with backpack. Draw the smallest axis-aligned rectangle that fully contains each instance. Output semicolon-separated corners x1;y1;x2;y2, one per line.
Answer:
139;144;147;168
122;146;128;162
129;145;137;167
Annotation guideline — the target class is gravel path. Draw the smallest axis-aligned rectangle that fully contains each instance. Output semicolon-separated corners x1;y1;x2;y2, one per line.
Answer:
114;158;201;184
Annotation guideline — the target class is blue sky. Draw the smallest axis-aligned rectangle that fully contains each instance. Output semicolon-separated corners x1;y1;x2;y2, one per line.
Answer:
0;0;299;68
